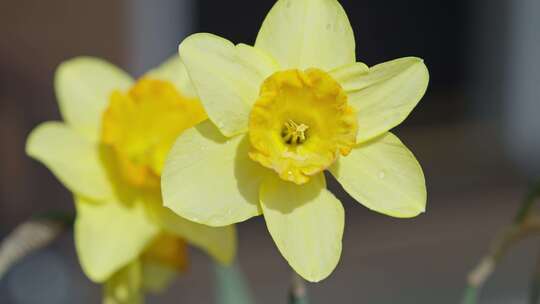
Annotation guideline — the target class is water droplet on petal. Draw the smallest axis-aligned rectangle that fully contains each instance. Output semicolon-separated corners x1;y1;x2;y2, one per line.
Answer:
378;171;385;179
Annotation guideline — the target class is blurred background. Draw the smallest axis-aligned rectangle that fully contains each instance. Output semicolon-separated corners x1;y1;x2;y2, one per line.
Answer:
1;0;539;303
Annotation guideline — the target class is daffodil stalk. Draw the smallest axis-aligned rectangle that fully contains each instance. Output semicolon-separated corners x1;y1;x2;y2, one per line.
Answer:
463;179;540;303
214;263;254;304
288;272;308;304
0;218;65;280
514;180;540;224
529;250;540;304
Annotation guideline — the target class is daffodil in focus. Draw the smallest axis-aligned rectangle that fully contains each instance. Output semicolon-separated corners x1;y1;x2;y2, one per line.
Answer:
162;0;429;282
26;56;236;303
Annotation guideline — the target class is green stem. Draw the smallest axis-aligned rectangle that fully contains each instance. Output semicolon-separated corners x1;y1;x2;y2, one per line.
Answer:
214;262;254;304
461;286;478;304
0;218;66;279
462;179;540;304
515;179;540;224
529;248;540;304
33;211;75;228
288;272;308;304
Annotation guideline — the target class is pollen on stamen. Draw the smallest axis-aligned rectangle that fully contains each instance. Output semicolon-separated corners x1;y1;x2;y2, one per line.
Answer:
281;120;309;145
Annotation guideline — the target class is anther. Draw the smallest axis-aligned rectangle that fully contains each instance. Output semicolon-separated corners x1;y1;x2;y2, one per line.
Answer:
282;120;309;145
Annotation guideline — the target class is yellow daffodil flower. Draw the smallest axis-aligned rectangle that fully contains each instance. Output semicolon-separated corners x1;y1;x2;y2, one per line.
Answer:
26;56;236;302
162;0;428;282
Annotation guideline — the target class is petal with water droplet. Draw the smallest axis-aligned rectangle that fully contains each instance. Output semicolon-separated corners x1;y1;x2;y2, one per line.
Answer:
329;132;426;218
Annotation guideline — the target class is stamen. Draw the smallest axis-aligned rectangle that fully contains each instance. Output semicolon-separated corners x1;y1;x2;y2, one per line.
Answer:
282;120;309;145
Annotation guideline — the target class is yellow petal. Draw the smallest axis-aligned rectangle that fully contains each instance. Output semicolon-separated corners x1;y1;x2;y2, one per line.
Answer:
179;33;279;137
75;197;158;282
328;61;369;91
330;57;429;143
26;122;114;201
330;132;426;218
255;0;355;70
259;173;344;282
104;261;143;304
145;201;237;265
55;57;133;141
144;56;197;99
162;121;268;226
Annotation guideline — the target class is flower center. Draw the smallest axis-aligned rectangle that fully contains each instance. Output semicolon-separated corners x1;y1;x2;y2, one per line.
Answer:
101;78;206;190
248;69;358;184
282;120;309;145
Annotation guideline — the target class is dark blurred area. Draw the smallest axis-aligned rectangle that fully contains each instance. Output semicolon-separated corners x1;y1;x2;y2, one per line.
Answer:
1;0;539;303
199;1;471;124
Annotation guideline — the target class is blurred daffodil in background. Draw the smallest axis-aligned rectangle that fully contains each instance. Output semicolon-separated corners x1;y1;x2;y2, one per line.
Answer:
163;0;429;282
26;57;236;303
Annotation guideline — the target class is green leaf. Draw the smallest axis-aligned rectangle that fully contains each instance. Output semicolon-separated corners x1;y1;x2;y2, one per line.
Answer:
214;262;254;304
